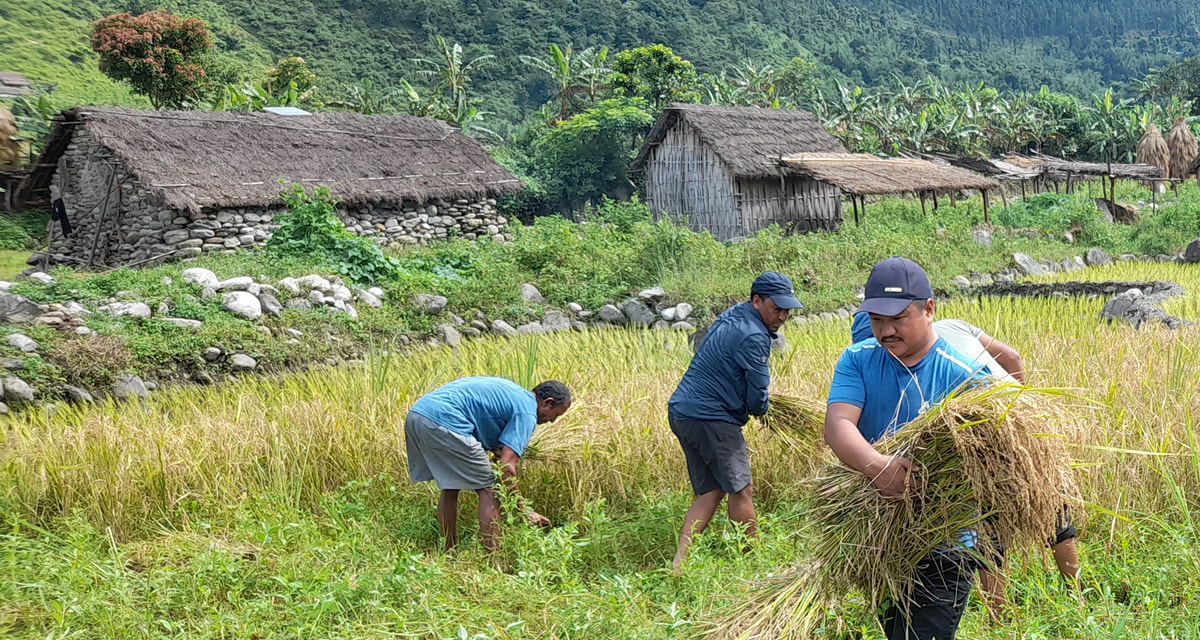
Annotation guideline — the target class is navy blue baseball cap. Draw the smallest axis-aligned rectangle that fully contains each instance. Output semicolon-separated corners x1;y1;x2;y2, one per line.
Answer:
855;257;933;316
750;272;803;309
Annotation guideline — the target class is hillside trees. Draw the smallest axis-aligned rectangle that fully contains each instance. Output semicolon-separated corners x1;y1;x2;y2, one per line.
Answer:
89;10;214;109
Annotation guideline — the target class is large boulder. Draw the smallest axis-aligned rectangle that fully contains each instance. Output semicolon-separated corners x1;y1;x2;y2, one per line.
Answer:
413;294;448;315
5;333;37;352
112;374;148;401
222;292;262;320
621;299;656;327
1084;248;1113;267
258;293;283;318
437;324;462;347
542;310;571;332
107;302;153;319
1012;252;1048;276
229;354;258;372
637;287;666;303
1184;238;1200;264
490;319;519;337
2;376;34;404
0;293;44;324
519;283;545;303
182;267;220;288
216;276;255;291
597;304;626;324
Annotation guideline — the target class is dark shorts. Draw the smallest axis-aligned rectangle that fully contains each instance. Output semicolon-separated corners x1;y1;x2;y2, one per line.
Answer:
981;505;1077;570
668;412;752;495
880;549;976;640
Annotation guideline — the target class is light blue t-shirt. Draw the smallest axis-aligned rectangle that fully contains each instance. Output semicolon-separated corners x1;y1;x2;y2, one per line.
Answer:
828;336;985;443
410;377;538;456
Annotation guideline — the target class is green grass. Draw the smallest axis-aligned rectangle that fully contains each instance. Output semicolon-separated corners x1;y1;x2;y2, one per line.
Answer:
0;250;30;280
2;285;1200;636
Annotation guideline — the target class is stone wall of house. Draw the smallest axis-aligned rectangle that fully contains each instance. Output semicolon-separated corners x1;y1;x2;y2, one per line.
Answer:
49;130;513;267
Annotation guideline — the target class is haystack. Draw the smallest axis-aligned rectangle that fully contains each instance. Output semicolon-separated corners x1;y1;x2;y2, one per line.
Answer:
1167;117;1198;180
710;385;1079;639
0;106;19;170
1135;123;1170;189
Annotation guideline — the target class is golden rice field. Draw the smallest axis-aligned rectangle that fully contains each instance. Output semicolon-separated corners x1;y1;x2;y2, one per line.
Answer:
2;262;1200;638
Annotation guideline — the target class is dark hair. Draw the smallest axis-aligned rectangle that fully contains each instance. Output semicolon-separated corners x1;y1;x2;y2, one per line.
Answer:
533;380;571;407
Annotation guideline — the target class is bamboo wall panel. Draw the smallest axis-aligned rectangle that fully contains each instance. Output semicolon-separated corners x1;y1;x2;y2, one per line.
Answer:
645;122;740;240
644;121;841;239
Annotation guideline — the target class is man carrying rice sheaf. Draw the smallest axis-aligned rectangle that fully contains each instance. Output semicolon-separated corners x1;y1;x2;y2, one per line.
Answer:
850;311;1082;621
825;257;990;640
668;272;803;573
404;377;572;551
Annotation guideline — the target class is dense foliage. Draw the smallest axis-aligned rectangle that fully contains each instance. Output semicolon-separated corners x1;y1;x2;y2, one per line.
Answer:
266;184;401;285
89;9;214;109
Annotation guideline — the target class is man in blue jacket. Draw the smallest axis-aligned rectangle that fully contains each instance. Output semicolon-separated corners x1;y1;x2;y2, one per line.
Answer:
668;271;802;573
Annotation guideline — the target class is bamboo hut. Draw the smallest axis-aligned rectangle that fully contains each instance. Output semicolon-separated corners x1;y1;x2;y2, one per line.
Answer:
1167;117;1198;180
631;104;849;240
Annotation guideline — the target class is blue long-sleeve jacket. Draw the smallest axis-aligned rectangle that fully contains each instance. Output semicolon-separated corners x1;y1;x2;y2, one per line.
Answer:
668;301;772;425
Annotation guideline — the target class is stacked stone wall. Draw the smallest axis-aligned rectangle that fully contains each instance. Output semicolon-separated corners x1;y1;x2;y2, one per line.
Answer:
48;131;512;267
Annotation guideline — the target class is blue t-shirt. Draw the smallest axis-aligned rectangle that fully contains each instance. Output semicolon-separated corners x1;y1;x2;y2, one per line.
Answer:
828;336;984;443
410;377;538;456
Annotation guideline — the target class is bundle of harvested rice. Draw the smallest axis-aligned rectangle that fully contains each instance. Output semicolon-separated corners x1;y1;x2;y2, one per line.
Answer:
759;394;825;452
1135;123;1170;188
1168;117;1198;180
712;385;1079;639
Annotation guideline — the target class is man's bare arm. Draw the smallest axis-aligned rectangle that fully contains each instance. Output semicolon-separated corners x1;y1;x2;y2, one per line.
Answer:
824;402;920;498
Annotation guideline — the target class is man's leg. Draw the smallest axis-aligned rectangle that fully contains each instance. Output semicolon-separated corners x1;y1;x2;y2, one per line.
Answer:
726;483;757;538
879;550;975;640
977;567;1008;623
477;487;501;552
437;489;460;550
673;489;726;573
1053;537;1081;585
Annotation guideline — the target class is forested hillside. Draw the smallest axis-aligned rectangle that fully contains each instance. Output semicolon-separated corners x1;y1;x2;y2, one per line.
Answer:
4;0;1199;121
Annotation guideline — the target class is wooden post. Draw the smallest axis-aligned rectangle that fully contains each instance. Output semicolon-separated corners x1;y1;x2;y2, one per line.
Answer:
932;191;939;211
860;195;867;224
949;191;957;207
982;189;990;224
852;194;860;226
920;192;928;218
998;185;1008;207
1066;171;1073;194
1020;179;1028;201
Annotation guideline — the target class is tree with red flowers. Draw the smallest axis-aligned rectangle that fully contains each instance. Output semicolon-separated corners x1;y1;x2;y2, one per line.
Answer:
90;10;213;109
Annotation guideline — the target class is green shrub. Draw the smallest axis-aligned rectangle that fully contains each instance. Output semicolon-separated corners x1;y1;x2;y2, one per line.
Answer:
266;184;400;285
0;216;32;250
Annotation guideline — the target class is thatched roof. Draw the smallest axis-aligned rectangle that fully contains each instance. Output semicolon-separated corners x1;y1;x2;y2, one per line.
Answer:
1033;155;1163;180
18;107;521;213
630;103;847;178
779;153;1000;195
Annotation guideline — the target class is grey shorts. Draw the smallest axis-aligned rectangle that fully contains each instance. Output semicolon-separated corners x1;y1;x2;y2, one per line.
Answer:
669;412;752;495
405;412;496;490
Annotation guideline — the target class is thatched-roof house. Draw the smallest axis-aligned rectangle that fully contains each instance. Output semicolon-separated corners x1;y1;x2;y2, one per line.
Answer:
18;107;521;267
631;104;849;240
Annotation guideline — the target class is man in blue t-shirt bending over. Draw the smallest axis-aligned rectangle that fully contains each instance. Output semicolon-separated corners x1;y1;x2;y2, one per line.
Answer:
406;377;572;551
825;257;983;640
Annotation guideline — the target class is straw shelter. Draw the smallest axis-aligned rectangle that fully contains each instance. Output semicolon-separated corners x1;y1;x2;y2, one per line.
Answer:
631;103;849;240
780;153;1001;222
17;107;520;267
